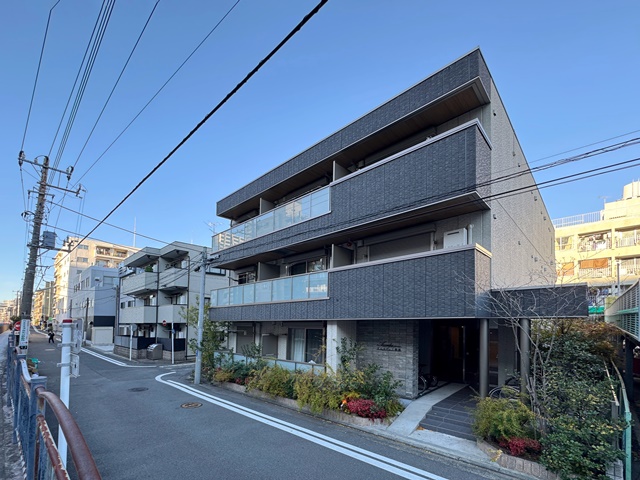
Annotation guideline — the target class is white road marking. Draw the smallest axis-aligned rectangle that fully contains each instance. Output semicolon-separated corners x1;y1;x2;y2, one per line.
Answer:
80;348;155;368
156;372;449;480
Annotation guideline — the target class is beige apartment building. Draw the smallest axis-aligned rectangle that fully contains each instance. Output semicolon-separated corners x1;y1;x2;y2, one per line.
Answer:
554;180;640;313
32;280;55;327
53;237;139;324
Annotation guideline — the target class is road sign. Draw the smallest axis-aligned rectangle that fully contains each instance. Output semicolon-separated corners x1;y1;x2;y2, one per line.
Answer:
14;321;20;332
70;353;80;377
71;319;83;354
19;319;30;349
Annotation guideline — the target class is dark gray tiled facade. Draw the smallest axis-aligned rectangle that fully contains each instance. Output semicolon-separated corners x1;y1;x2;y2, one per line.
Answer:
210;49;586;398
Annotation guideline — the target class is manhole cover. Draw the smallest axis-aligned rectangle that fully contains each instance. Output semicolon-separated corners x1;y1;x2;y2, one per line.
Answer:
128;387;148;392
181;402;202;409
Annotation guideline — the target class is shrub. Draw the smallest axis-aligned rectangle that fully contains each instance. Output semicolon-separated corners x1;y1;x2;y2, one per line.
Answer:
294;370;341;414
540;414;626;480
498;437;541;458
473;397;535;441
346;399;386;419
247;365;296;399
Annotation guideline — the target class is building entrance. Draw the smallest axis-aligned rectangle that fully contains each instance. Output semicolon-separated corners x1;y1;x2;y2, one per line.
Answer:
427;320;480;387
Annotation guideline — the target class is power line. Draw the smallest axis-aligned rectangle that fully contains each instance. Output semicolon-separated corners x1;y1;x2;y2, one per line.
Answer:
72;0;243;186
21;1;61;151
48;0;116;170
62;0;329;263
45;202;169;246
72;1;161;170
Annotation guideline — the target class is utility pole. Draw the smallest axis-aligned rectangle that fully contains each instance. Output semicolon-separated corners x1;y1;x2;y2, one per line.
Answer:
17;152;78;329
194;247;207;385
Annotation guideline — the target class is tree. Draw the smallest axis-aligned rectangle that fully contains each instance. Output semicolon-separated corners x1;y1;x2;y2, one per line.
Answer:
180;298;229;369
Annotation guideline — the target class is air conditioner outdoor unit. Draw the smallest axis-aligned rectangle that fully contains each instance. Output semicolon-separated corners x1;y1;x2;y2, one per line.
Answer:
443;228;468;248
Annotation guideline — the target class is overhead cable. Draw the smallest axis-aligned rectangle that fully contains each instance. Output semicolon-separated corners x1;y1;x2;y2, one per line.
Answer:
61;0;329;262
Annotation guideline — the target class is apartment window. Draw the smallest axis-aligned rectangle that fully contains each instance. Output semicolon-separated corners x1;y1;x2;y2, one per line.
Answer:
77;244;89;250
143;295;157;306
555;236;572;250
238;271;256;284
172;294;187;305
77;257;88;263
206;265;226;275
289;257;326;276
120;302;126;309
287;328;325;363
128;300;134;307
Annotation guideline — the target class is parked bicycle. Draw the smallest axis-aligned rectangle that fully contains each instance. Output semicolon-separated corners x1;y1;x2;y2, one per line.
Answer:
488;375;521;399
418;370;439;393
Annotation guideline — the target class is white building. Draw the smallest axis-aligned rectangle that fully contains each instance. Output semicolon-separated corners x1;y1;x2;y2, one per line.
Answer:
69;266;122;345
53;237;139;325
117;241;228;360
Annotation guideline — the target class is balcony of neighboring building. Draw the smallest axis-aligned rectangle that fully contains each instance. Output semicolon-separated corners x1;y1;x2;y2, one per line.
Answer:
119;305;156;324
158;267;189;292
120;271;158;296
157;304;187;323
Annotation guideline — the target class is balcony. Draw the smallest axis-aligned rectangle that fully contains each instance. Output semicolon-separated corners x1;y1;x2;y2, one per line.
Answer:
211;247;490;322
211;272;328;306
119;305;156;324
157;304;187;323
120;272;157;296
158;268;189;292
212;187;330;253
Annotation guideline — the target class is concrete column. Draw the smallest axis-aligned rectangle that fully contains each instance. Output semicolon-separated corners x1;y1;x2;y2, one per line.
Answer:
519;318;530;390
479;318;489;398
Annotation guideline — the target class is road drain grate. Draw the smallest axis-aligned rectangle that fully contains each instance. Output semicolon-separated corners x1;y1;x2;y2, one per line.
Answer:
181;402;202;409
128;387;148;392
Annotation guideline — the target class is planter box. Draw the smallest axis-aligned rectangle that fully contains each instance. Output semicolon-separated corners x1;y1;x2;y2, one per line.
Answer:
214;381;393;427
477;439;558;480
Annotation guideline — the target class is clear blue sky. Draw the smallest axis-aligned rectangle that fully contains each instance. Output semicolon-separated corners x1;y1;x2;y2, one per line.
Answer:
1;0;638;302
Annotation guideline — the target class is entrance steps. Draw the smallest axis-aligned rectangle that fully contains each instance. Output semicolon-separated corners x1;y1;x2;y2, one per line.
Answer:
418;386;476;441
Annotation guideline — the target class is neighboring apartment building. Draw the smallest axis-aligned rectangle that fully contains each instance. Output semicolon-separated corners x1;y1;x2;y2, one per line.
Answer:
53;237;139;325
117;241;227;360
32;281;55;327
208;49;583;399
554;180;640;313
0;300;18;323
69;266;120;345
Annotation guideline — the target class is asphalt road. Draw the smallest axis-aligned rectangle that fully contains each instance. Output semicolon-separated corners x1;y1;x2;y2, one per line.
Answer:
25;329;519;480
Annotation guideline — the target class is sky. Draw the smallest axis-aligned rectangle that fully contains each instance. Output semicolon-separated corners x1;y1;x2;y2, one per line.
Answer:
0;0;638;303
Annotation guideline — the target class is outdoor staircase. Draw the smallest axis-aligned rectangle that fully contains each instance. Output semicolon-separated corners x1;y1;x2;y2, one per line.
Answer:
418;386;476;441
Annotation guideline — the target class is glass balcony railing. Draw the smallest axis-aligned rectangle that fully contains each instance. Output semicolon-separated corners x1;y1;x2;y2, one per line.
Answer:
211;271;328;307
212;187;330;252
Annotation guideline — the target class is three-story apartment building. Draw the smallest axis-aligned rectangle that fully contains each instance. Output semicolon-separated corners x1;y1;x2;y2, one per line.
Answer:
117;241;227;360
208;49;579;398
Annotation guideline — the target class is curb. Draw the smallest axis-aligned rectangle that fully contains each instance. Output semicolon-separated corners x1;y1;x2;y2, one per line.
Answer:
211;380;538;480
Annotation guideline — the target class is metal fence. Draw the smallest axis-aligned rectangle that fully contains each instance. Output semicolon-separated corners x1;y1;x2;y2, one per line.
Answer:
214;351;326;374
609;363;632;480
6;334;101;480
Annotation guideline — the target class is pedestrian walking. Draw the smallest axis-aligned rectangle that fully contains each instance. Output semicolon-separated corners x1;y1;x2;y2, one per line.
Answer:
47;324;55;343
